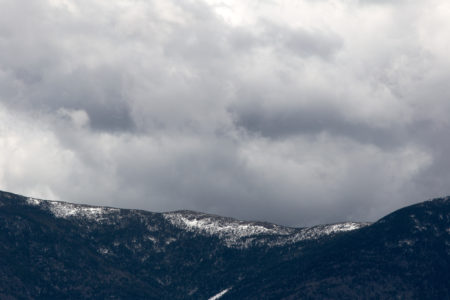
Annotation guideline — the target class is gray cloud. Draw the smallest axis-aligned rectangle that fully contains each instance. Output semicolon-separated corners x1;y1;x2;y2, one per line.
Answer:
0;0;449;226
261;21;343;59
229;99;404;149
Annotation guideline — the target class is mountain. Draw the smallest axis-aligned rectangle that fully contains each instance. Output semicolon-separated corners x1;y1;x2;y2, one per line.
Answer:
224;197;450;299
0;190;449;299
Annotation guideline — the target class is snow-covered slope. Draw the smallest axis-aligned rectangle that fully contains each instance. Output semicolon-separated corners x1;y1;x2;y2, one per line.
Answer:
26;197;120;221
24;196;369;248
164;210;369;248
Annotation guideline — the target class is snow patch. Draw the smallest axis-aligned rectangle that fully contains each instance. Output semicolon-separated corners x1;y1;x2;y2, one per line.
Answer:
164;211;369;248
399;239;415;246
26;197;369;248
26;197;42;206
164;212;293;237
287;222;368;244
165;237;177;245
26;197;119;221
146;236;157;243
208;288;231;300
98;247;110;255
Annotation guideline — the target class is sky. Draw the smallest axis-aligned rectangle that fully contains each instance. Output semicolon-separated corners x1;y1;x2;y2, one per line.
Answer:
1;0;450;226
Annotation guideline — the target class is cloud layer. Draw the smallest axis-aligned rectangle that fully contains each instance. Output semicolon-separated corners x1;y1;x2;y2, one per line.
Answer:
1;0;450;226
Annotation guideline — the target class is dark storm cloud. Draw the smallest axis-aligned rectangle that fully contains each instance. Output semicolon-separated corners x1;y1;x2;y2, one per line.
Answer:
41;67;136;132
229;100;403;148
0;0;449;226
0;0;137;132
2;65;135;132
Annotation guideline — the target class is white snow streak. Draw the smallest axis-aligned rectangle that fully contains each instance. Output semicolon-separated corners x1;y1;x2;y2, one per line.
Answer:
208;288;231;300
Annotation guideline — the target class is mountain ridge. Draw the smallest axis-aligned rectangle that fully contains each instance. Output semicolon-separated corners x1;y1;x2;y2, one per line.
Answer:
0;190;449;299
2;190;370;248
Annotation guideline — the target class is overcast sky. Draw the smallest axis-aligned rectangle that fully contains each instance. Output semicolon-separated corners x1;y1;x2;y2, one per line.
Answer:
1;0;450;226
